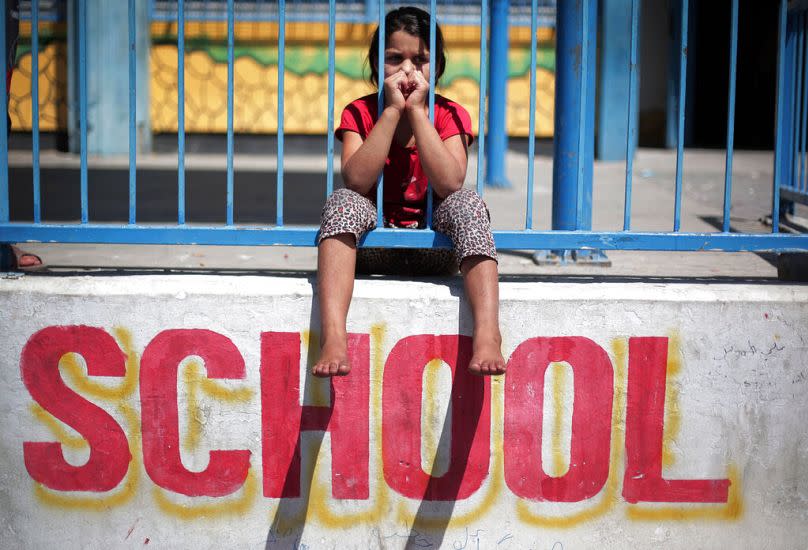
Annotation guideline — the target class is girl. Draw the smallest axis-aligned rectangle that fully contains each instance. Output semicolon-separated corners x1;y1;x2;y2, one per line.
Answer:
314;6;505;377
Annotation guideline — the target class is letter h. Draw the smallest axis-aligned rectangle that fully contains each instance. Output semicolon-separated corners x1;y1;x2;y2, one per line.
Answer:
261;332;370;499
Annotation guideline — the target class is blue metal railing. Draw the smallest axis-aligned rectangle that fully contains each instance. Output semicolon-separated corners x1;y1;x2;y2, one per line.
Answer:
777;0;808;213
2;0;808;263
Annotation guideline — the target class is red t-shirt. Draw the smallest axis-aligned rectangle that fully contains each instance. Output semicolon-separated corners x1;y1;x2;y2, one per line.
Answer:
336;94;474;227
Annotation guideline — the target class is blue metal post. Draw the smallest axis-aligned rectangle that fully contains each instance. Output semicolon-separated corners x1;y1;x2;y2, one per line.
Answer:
537;0;606;265
597;0;639;161
486;0;510;188
67;0;150;155
552;0;596;232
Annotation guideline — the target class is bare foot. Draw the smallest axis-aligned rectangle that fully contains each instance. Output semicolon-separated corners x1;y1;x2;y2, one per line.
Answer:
11;246;43;269
469;333;506;376
312;337;351;377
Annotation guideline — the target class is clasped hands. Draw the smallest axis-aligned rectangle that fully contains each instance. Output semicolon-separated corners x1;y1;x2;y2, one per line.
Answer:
384;70;430;114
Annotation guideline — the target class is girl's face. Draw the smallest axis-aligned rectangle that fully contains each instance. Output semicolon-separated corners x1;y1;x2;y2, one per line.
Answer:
383;30;431;83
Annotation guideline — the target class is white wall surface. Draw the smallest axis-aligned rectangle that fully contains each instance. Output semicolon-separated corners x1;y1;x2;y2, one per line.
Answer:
1;275;806;549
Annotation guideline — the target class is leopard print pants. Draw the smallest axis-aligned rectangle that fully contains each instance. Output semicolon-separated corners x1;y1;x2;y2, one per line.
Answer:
318;188;497;276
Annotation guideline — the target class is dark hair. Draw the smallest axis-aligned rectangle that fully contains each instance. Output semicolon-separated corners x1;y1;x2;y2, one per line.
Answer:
367;6;446;87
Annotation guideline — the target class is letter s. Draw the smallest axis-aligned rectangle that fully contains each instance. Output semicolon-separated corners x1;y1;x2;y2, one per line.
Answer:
22;326;131;491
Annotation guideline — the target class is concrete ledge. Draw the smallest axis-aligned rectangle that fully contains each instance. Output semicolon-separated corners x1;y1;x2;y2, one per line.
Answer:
1;275;807;548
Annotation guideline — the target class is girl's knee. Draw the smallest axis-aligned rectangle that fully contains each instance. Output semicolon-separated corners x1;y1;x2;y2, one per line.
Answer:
444;187;482;205
435;188;490;226
323;188;364;209
322;189;375;218
319;188;377;244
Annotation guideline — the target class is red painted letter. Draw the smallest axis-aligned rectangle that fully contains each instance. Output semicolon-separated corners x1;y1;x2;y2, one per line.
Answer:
22;326;131;491
261;332;369;499
140;329;251;497
622;337;730;503
504;337;613;502
382;335;491;501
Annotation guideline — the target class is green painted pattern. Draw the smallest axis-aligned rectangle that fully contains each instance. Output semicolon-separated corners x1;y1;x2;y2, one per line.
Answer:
205;45;368;79
15;29;67;59
153;39;555;85
444;48;554;83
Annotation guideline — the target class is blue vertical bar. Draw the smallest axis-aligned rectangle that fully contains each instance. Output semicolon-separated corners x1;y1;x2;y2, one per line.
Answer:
772;0;787;233
575;0;589;229
0;0;7;224
326;0;336;196
665;0;680;149
276;0;285;226
672;0;688;232
178;0;185;225
791;11;803;195
525;0;537;229
375;0;384;227
722;0;738;233
783;15;795;196
32;0;41;223
226;0;234;225
476;0;488;195
486;0;509;188
783;16;795;193
785;14;802;194
801;13;808;193
426;0;436;228
79;0;88;224
128;0;136;224
622;0;639;231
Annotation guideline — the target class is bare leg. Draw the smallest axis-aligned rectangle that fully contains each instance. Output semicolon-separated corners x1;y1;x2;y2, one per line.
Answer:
313;234;356;377
461;255;505;375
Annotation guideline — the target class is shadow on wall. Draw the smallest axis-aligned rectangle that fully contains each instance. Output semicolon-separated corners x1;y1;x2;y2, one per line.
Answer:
263;307;491;548
404;336;488;550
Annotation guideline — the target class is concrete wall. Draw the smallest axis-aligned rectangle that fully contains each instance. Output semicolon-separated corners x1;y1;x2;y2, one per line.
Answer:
1;275;807;549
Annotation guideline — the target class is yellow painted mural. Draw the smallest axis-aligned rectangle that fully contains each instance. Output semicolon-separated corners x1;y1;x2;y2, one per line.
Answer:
7;22;68;133
9;21;555;137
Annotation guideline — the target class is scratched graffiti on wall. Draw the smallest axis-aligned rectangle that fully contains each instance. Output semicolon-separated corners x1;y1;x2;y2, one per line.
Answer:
18;324;742;532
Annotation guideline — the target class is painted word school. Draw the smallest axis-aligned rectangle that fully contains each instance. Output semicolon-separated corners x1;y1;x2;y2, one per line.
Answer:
21;325;730;504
